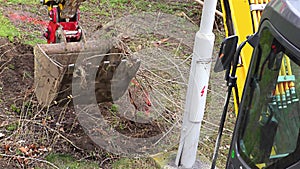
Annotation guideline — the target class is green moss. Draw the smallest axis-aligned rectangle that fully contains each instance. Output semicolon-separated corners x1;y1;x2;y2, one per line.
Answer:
6;123;18;131
112;157;159;169
24;38;46;46
45;153;99;169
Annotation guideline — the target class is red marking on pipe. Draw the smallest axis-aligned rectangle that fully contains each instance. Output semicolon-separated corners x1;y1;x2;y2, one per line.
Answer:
201;86;206;96
8;13;48;27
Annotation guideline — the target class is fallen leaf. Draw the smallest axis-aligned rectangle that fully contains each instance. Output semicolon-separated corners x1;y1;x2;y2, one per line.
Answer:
152;38;169;47
19;147;28;154
24;158;29;164
29;144;36;150
42;119;47;126
4;144;10;152
38;146;48;152
59;127;65;132
160;38;169;43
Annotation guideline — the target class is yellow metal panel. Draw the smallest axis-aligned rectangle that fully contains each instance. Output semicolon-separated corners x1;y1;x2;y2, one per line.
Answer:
220;1;230;36
222;0;254;113
220;0;271;114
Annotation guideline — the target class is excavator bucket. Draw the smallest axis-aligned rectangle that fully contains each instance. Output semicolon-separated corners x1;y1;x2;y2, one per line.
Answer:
34;40;140;106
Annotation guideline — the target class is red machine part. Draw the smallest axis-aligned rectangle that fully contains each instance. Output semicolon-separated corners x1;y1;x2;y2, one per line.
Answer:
128;79;152;115
44;7;81;44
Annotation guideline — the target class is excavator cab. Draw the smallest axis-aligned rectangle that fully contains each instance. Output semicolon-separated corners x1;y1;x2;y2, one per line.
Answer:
221;0;300;168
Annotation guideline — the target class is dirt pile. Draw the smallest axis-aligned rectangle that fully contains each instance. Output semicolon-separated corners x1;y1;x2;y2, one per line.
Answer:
0;38;34;108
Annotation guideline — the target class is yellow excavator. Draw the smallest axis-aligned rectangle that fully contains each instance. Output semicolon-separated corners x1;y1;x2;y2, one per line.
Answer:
212;0;300;168
34;0;140;106
35;0;300;168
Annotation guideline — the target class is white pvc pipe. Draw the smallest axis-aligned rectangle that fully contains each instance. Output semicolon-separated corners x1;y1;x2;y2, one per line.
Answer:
200;0;218;34
175;0;218;168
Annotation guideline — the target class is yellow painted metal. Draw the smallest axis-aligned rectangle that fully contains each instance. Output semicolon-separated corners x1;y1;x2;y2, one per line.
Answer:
220;0;254;113
256;163;266;169
220;1;230;37
285;57;298;102
43;0;82;18
278;69;287;108
275;55;299;109
220;0;271;114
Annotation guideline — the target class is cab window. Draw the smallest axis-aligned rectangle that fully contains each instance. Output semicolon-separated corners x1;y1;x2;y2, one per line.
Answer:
238;28;300;168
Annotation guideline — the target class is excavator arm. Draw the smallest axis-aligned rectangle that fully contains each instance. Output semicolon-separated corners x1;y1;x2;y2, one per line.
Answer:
41;0;85;18
220;0;271;114
60;0;85;18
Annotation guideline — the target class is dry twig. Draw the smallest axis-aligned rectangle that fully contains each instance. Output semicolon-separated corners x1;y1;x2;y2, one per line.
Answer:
22;119;84;151
193;0;223;17
0;153;60;169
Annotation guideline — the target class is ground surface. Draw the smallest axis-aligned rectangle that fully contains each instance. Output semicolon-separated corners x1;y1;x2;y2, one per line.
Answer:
0;1;235;168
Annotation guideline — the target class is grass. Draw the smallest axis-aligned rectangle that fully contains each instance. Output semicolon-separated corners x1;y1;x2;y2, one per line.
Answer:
112;157;159;169
0;0;201;45
10;104;21;113
5;123;18;131
80;0;200;22
0;0;47;44
0;11;44;45
4;0;39;5
0;12;20;41
44;153;99;169
24;32;46;45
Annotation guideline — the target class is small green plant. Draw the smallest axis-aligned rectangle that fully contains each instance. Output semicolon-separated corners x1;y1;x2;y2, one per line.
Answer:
8;64;15;70
24;101;32;108
23;71;33;80
110;104;119;113
6;123;18;131
15;149;22;155
10;104;21;113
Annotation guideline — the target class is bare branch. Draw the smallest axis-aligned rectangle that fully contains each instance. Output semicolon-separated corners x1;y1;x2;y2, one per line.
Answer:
0;153;60;169
194;0;223;17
